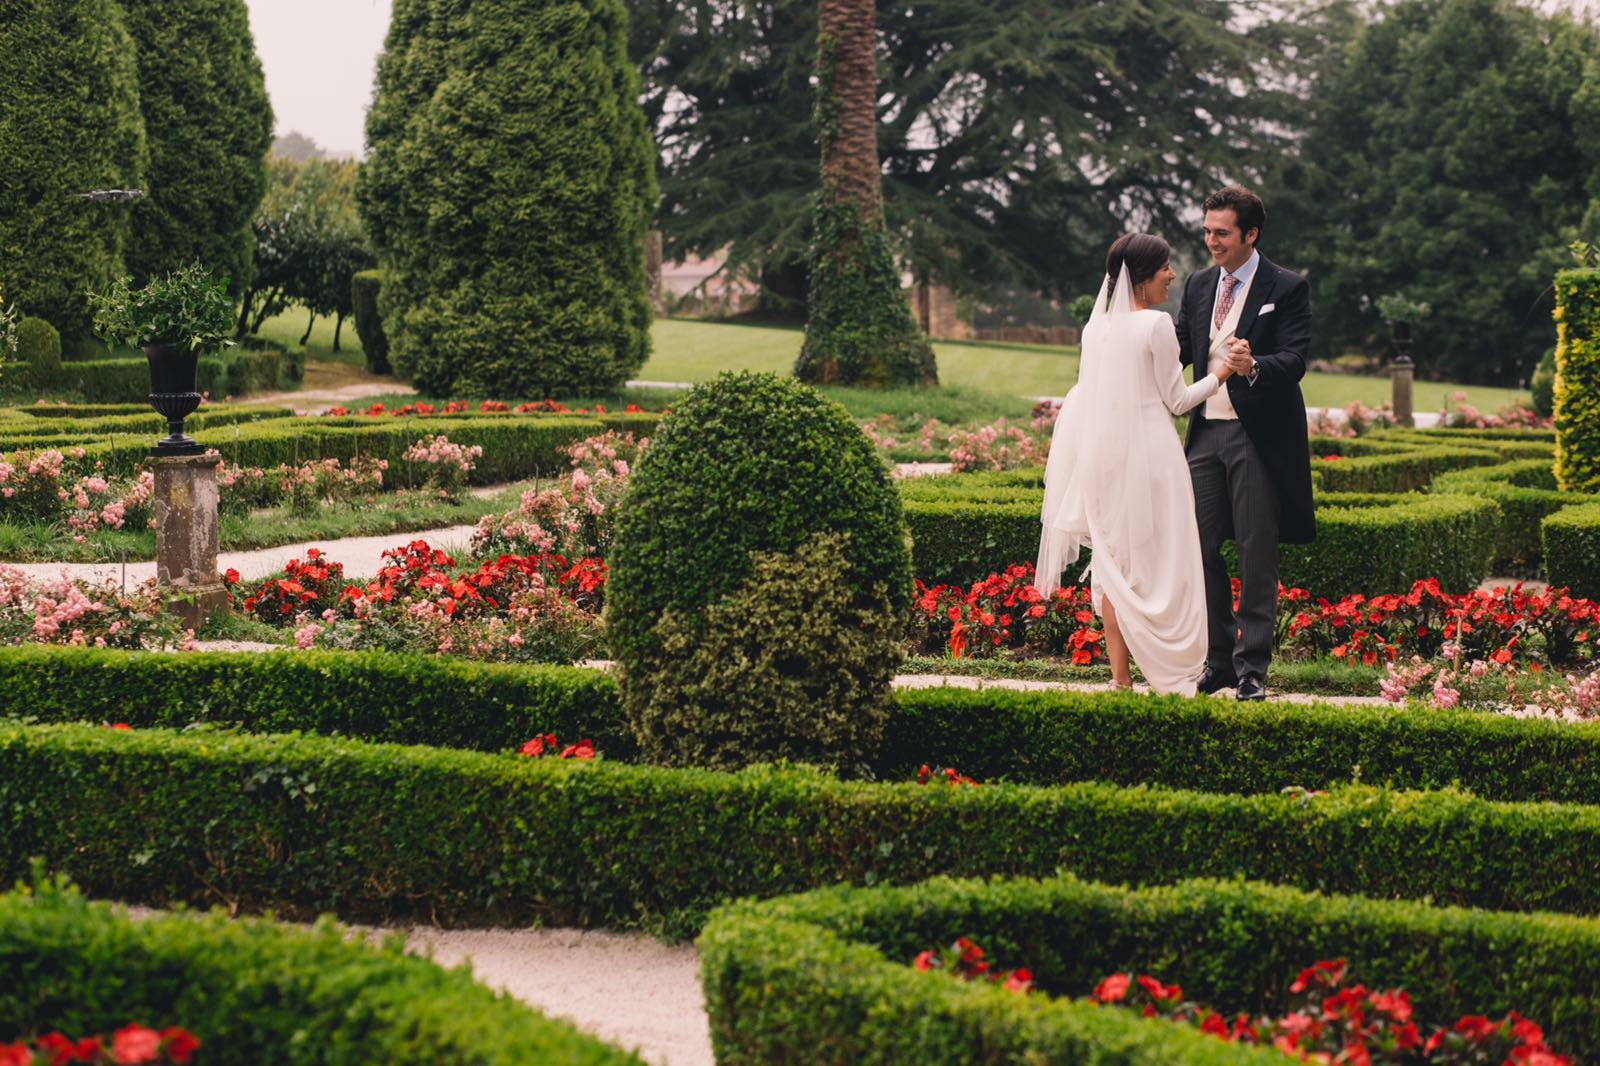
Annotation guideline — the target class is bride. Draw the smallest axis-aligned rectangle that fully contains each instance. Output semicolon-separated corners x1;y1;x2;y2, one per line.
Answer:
1036;233;1235;696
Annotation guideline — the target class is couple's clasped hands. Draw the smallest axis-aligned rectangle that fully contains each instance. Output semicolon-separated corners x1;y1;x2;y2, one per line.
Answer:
1214;338;1254;383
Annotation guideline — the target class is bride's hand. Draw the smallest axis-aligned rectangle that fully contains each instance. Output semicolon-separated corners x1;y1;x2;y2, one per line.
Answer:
1214;360;1234;383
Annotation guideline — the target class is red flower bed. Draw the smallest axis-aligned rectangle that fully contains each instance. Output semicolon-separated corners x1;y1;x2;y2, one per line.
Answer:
912;937;1032;995
911;563;1104;663
1;1026;198;1066
239;548;344;623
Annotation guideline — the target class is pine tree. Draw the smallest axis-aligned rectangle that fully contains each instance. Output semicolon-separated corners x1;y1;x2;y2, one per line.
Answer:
0;0;147;347
359;0;656;396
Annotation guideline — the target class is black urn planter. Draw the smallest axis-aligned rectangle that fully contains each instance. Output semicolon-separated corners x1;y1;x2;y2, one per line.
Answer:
143;342;204;456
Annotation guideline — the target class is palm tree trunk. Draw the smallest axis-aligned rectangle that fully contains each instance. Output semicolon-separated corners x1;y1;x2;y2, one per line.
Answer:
817;0;882;229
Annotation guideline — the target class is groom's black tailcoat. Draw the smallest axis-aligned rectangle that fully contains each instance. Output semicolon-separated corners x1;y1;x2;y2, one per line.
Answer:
1175;254;1316;545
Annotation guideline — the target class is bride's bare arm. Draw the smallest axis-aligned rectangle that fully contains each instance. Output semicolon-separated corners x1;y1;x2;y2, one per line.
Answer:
1151;315;1222;416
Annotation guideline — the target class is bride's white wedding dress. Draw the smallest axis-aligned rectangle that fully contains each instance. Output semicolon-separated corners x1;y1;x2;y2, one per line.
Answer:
1036;266;1218;696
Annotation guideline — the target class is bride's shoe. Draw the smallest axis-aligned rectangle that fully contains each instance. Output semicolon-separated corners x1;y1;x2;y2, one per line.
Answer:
1109;679;1134;691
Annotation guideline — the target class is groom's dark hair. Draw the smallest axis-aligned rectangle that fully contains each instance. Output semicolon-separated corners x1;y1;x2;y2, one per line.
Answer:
1105;233;1170;292
1203;186;1265;244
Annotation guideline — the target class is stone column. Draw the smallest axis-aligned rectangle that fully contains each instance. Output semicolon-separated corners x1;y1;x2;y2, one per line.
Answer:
153;453;228;630
1391;361;1415;427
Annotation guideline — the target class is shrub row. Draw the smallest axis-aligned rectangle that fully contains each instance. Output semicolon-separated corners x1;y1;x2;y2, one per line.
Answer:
1544;502;1600;599
699;874;1600;1064
900;478;1497;594
7;646;1600;804
39;351;283;404
0;404;294;445
1307;441;1502;493
6;720;1600;935
0;411;661;482
0;877;640;1065
1554;268;1600;491
1429;459;1585;572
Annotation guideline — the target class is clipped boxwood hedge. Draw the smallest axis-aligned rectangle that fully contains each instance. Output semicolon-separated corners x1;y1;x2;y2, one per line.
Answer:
699;873;1600;1064
7;720;1600;935
1555;268;1600;491
12;646;1600;804
0;411;661;483
0;878;640;1065
1306;440;1500;493
900;473;1497;594
45;351;282;404
1429;459;1585;572
1544;502;1600;598
0;404;294;443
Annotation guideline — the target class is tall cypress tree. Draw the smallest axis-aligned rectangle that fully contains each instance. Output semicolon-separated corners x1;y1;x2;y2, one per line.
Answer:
0;0;147;347
359;0;657;396
119;0;273;293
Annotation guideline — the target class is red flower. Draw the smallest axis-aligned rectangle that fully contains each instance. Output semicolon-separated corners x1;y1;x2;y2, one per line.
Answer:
560;739;596;760
159;1028;200;1064
108;722;132;731
1002;968;1033;994
1093;973;1131;1003
518;733;557;757
912;950;936;971
33;1033;77;1066
111;1025;162;1065
0;1044;29;1066
223;568;240;585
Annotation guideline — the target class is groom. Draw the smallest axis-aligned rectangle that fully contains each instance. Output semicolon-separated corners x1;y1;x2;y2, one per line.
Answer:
1175;186;1315;701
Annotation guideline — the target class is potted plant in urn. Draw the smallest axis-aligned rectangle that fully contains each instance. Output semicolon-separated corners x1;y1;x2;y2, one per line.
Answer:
88;263;234;455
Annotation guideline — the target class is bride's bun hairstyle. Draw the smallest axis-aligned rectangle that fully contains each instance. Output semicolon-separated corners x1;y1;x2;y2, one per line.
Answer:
1104;233;1170;304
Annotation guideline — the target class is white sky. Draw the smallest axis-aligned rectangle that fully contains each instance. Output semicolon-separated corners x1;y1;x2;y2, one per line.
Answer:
246;0;393;158
245;0;1599;161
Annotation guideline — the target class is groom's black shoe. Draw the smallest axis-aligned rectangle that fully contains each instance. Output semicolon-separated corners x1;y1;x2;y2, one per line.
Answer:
1235;675;1267;701
1196;664;1238;695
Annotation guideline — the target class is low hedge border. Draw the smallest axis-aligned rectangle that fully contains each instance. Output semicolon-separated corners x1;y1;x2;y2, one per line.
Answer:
1370;426;1556;447
901;483;1498;593
1429;459;1585;572
0;405;295;444
1306;443;1502;493
0;411;661;483
1544;502;1600;599
13;646;1600;804
6;721;1600;935
699;874;1600;1064
49;353;281;404
0;877;640;1065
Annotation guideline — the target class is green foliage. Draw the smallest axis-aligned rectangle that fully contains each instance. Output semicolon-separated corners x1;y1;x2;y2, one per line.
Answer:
89;264;237;353
700;875;1600;1064
627;0;1309;309
795;199;937;387
898;472;1498;595
241;157;374;351
1554;268;1600;490
0;877;643;1064
1373;293;1430;324
15;646;1600;804
0;410;661;481
1532;345;1557;417
119;0;273;292
9;721;1600;935
1544;502;1600;598
0;0;147;345
1269;0;1600;384
1429;458;1585;573
0;289;16;369
630;532;902;770
352;269;390;373
14;317;60;381
608;372;911;767
360;0;656;395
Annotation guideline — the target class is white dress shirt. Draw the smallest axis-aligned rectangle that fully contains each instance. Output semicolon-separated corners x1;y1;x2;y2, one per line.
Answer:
1204;250;1260;420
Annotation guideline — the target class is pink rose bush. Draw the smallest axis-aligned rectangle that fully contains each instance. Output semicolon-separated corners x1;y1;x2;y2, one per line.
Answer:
402;435;482;501
0;450;155;541
473;431;647;560
0;566;185;649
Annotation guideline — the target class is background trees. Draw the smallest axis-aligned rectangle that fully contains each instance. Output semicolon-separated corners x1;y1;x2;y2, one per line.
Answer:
0;0;148;348
119;0;273;293
1268;0;1600;384
361;0;657;396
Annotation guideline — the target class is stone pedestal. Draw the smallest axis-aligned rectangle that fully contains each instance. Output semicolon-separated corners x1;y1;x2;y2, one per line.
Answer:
153;453;228;630
1391;360;1415;427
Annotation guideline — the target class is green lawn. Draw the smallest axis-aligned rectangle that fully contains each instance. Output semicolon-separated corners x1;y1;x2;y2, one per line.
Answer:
260;308;1529;415
642;319;1530;412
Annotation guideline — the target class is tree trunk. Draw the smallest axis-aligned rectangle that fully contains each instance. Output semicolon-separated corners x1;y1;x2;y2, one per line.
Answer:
332;311;344;353
817;0;882;231
299;308;315;346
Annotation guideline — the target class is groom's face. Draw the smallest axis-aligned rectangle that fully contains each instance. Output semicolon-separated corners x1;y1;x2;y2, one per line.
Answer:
1203;209;1257;274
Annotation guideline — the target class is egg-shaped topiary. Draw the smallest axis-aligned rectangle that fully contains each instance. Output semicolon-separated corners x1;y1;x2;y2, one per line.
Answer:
605;371;912;770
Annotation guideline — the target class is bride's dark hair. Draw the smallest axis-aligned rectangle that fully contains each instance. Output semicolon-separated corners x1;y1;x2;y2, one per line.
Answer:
1104;233;1171;305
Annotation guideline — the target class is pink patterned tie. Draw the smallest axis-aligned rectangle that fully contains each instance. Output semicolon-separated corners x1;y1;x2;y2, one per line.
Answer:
1213;274;1238;332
